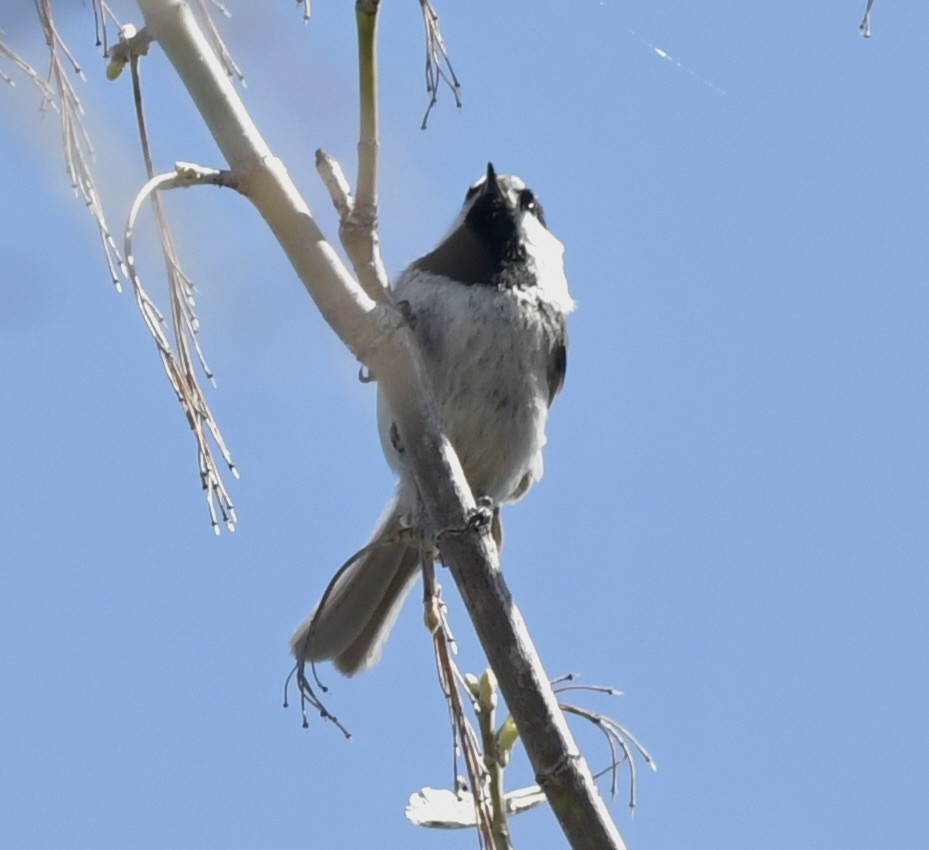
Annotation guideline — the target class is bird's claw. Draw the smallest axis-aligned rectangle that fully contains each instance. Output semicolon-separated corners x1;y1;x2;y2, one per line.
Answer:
468;496;495;531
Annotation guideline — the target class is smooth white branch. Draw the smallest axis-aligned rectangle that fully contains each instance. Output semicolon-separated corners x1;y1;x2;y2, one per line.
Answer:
134;2;625;847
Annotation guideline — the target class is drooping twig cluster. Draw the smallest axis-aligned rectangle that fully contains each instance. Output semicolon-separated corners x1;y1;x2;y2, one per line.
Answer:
3;4;250;531
283;528;421;740
5;0;125;286
418;0;461;129
107;21;239;533
122;158;240;534
407;660;656;844
554;675;658;814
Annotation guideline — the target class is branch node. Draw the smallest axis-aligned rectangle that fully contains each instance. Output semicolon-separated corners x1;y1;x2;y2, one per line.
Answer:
316;148;355;219
536;752;582;790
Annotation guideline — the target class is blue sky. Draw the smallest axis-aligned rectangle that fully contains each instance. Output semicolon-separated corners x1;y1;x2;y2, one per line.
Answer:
2;2;927;848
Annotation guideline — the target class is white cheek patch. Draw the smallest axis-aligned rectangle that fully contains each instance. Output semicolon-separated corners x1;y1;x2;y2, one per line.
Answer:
521;212;575;314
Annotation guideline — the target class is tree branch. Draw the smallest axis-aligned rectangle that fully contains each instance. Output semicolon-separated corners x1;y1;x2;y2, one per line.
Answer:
350;1;388;296
315;0;390;302
859;0;876;37
134;2;625;846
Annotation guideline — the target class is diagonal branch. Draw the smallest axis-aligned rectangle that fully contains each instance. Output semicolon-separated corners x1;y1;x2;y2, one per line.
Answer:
135;2;625;847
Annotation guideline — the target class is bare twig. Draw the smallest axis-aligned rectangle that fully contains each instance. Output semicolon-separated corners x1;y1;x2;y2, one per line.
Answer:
315;149;354;225
315;3;390;303
558;694;658;815
284;526;420;738
408;671;652;837
418;0;461;129
123;165;240;535
860;0;876;38
350;1;389;296
124;22;239;534
193;0;245;85
0;38;54;96
29;0;125;286
90;1;123;53
428;569;496;850
473;669;514;849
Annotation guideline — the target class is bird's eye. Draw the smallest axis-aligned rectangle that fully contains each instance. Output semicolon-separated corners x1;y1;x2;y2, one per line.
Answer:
519;188;547;226
465;184;480;201
519;188;536;212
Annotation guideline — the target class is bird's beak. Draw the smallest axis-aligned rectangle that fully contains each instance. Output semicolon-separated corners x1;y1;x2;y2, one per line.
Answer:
484;162;501;196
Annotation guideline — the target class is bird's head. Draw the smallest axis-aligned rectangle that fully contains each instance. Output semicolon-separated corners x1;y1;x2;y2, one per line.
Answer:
415;163;562;288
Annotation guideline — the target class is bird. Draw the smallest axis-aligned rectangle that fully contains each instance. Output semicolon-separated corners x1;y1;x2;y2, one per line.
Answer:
291;163;575;676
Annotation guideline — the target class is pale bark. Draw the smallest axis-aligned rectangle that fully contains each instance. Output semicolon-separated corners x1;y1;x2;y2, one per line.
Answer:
135;2;625;847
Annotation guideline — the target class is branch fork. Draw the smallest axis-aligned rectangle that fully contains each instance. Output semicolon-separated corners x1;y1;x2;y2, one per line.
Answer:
135;1;627;845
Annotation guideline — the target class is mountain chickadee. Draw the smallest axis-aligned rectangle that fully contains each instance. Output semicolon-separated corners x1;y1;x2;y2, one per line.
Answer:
291;163;575;675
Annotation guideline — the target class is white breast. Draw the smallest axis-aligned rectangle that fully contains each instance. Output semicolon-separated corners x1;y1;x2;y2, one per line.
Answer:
520;211;575;315
378;267;567;507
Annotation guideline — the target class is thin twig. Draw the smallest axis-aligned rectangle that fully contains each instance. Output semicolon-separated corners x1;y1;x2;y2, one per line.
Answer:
30;0;125;287
474;670;513;849
553;674;624;698
313;2;390;303
0;39;55;97
559;702;658;814
283;662;353;738
351;1;389;295
193;0;245;84
285;526;420;735
123;41;240;534
430;573;496;850
859;0;875;37
418;0;461;129
315;149;354;221
90;0;123;53
127;46;240;535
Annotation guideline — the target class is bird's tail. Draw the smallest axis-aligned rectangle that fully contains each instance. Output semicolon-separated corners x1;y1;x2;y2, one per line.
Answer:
290;498;421;676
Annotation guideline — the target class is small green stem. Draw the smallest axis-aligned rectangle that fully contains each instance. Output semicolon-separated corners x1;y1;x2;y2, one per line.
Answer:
346;0;389;301
355;0;379;217
478;672;513;850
